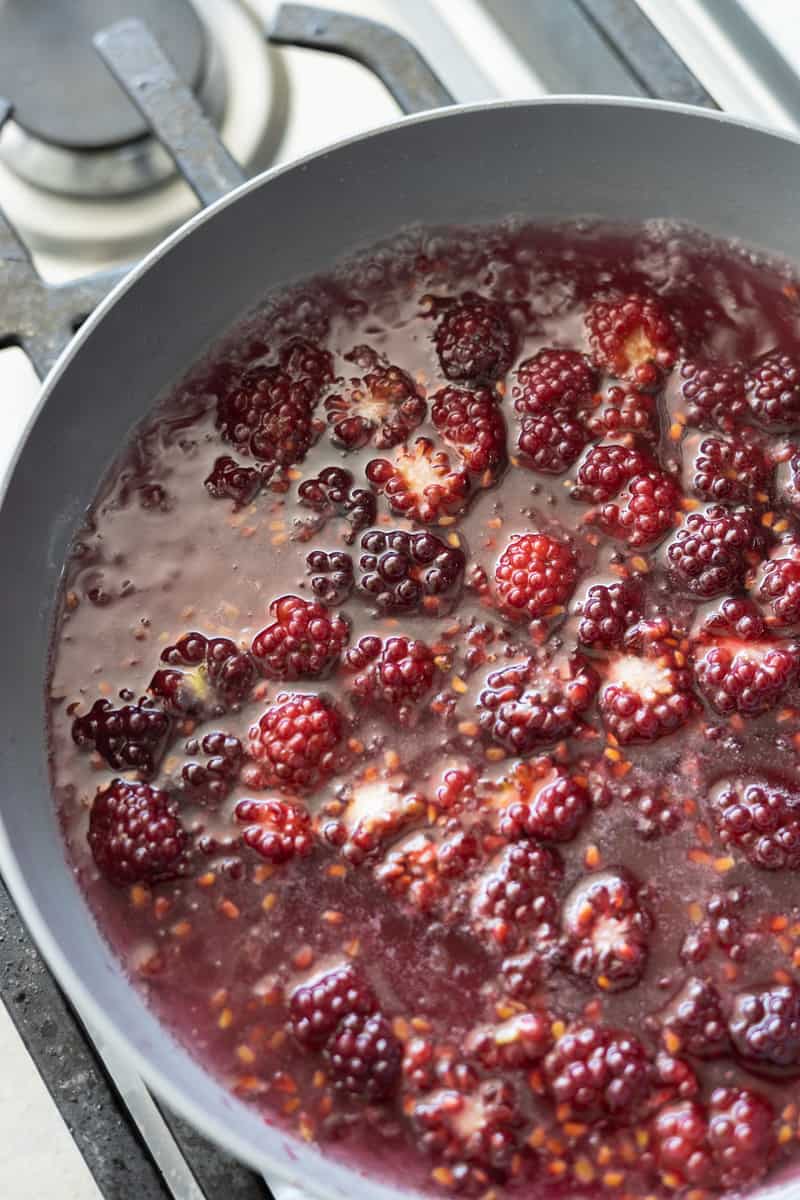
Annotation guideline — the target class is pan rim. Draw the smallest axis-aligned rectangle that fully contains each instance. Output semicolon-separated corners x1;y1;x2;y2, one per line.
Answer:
4;92;800;1194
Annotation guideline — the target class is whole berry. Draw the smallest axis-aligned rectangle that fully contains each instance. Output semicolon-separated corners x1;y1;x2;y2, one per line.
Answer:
357;528;465;615
652;1100;713;1187
708;1087;775;1188
758;551;800;626
494;532;578;619
152;631;256;710
289;965;376;1047
729;982;800;1076
325;361;425;449
472;840;563;948
680;359;747;430
479;656;598;754
297;465;376;544
88;779;186;885
323;1012;402;1101
346;634;436;706
692;434;770;503
431;385;507;477
72;699;171;778
573;443;651;503
667;506;759;598
710;780;800;871
251;595;349;680
597;470;681;548
587;385;658;441
216;368;318;467
204;455;264;507
517;410;587;474
248;693;342;794
693;638;797;716
366;437;470;524
434;294;515;383
499;770;589;844
747;350;800;427
234;797;314;863
544;1025;651;1118
658;977;729;1058
577;580;642;649
586;292;678;384
513;348;596;416
563;869;651;991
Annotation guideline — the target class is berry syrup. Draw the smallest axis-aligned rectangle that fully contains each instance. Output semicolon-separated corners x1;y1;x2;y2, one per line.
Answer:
49;221;800;1198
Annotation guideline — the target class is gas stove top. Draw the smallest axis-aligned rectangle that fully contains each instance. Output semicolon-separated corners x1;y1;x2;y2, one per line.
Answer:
2;3;800;1198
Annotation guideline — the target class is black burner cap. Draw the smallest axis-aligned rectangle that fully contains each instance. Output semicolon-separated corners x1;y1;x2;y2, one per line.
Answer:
0;0;207;150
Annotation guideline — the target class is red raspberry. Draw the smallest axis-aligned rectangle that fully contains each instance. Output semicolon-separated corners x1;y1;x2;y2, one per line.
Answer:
577;580;642;649
544;1025;651;1118
517;410;587;474
729;982;800;1076
357;528;465;615
296;466;376;544
563;869;651;992
434;294;515;383
431;386;507;477
306;549;354;606
652;1100;713;1187
666;506;759;598
88;779;186;885
587;385;658;441
289;965;376;1047
758;551;800;626
465;1011;553;1070
325;361;425;450
204;455;265;506
710;780;800;871
234;797;313;863
596;469;680;548
216;368;319;466
494;532;578;619
248;693;342;794
692;434;770;503
366;437;470;523
680;359;747;430
658;977;729;1059
693;637;797;716
599;619;695;744
747;350;800;427
586;292;678;384
251;595;349;680
323;1011;402;1101
410;1076;523;1183
512;348;596;416
573;443;651;503
345;634;436;706
150;632;256;712
498;769;589;844
479;655;598;754
707;1086;776;1189
72;699;171;778
472;841;563;948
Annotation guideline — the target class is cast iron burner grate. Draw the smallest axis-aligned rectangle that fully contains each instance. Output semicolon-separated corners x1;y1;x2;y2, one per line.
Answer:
0;4;712;1198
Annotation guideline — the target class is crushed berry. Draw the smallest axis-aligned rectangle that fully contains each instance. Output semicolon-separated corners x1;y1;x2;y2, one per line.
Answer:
586;292;678;384
680;359;747;430
204;455;265;507
563;869;651;991
599;618;696;744
150;632;256;711
517;410;587;474
479;655;598;754
366;437;470;524
297;466;376;544
289;965;376;1047
325;361;425;449
251;595;349;680
357;528;465;615
306;549;354;606
88;778;186;885
757;551;800;626
465;1011;552;1069
544;1024;651;1118
431;385;507;477
472;840;563;948
248;692;342;794
692;434;770;503
729;982;800;1076
345;634;436;707
72;699;171;777
494;532;578;620
747;350;800;427
710;779;800;871
658;977;729;1059
513;348;596;416
433;293;515;383
234;797;314;863
693;637;797;716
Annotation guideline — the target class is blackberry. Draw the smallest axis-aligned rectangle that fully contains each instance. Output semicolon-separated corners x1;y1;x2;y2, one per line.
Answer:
323;1011;402;1101
357;528;465;615
465;1011;552;1070
692;434;770;504
659;977;729;1059
411;1076;523;1179
586;292;678;384
472;840;563;948
577;580;642;649
434;294;515;383
693;638;797;716
652;1100;713;1187
345;635;436;706
573;443;650;503
494;532;578;620
251;595;349;680
513;348;596;416
296;466;376;544
72;698;171;778
216;368;318;467
758;552;800;626
88;779;186;885
597;470;681;549
248;692;342;794
234;797;314;863
563;869;651;992
667;506;759;598
680;359;747;430
204;455;264;507
708;1087;775;1189
325;362;425;450
517;410;588;474
747;350;800;427
729;982;800;1076
499;770;589;844
366;437;470;524
289;965;376;1047
599;619;695;744
544;1025;651;1118
710;780;800;871
587;385;658;441
306;549;354;606
180;731;243;806
431;385;507;476
478;656;598;754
